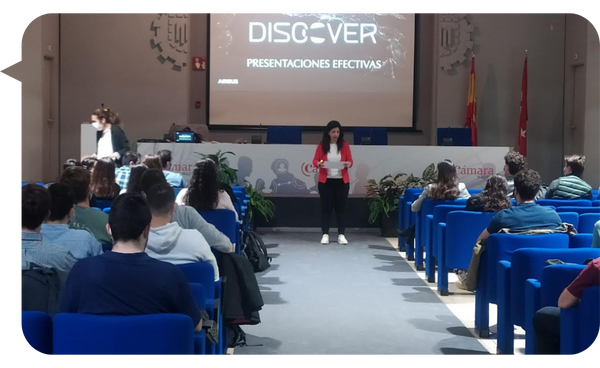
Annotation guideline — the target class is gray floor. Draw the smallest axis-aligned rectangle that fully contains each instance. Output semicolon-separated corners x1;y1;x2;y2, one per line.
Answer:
234;232;489;354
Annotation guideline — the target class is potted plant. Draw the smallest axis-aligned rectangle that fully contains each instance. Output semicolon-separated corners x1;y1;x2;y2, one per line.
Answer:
366;164;437;237
245;183;275;229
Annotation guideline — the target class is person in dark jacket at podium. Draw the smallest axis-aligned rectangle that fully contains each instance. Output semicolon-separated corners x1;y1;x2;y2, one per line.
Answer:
83;106;130;167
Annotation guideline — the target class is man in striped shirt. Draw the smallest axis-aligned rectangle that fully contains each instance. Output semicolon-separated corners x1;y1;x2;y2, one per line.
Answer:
545;154;593;200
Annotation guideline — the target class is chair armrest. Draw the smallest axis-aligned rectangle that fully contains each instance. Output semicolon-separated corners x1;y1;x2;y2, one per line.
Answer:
560;307;579;354
524;278;541;354
194;330;207;354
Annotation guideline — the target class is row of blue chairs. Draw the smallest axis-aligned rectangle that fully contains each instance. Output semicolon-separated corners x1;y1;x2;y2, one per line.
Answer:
23;280;213;354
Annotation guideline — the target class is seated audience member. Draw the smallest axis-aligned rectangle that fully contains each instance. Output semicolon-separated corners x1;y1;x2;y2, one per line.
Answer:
41;183;103;259
143;154;163;170
145;183;219;281
592;220;600;248
545;154;593;200
90;158;121;200
22;184;77;272
207;154;239;207
458;169;563;289
533;257;600;354
58;166;112;244
63;158;81;171
399;160;470;243
176;159;239;222
58;193;202;332
503;150;527;199
157;149;187;188
121;164;148;195
81;157;98;173
140;169;234;253
466;175;512;212
115;151;139;190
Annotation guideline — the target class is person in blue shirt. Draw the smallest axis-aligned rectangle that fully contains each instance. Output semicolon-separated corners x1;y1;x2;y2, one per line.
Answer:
41;183;102;260
114;151;140;191
22;184;77;272
59;193;202;332
158;149;187;188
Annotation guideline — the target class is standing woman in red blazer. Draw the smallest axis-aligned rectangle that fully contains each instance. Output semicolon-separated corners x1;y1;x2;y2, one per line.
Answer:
312;120;353;245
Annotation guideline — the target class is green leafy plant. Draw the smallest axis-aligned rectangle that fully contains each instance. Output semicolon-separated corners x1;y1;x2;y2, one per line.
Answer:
196;150;238;185
365;163;437;224
245;183;275;223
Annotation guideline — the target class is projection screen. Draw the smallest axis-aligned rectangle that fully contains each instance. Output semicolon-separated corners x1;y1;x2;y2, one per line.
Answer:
209;13;415;128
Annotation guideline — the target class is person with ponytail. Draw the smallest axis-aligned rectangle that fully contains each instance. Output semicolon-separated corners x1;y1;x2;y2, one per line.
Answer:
87;106;130;166
410;159;471;212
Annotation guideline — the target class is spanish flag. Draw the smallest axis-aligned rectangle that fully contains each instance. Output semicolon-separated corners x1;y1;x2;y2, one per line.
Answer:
465;55;477;146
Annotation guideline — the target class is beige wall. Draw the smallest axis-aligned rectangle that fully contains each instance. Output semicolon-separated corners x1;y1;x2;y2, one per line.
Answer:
584;21;600;188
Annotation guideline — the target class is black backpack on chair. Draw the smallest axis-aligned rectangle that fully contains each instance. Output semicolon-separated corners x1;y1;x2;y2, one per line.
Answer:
243;231;271;272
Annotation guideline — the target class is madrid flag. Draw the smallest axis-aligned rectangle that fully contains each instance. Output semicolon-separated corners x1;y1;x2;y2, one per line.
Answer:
518;57;528;156
465;56;477;146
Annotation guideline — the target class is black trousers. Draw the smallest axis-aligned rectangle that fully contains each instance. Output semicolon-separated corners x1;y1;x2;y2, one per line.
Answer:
318;179;349;235
533;306;561;354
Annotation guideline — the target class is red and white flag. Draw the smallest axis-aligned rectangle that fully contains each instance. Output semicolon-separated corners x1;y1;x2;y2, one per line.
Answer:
465;56;477;146
518;57;528;156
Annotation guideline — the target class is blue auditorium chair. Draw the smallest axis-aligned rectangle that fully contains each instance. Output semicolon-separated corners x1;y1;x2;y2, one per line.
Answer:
353;127;388;145
188;282;207;354
536;199;591;208
425;205;465;282
177;262;223;355
53;313;196;354
496;247;599;354
578;213;600;234
561;285;600;354
592;189;598;200
436;211;495;296
593;200;600;207
569;234;593;248
557;212;579;231
475;233;569;337
467;189;483;195
199;209;240;254
94;199;113;210
102;207;111;214
523;264;586;354
556;206;600;215
266;126;302;144
398;188;424;258
22;311;53;354
174;187;184;199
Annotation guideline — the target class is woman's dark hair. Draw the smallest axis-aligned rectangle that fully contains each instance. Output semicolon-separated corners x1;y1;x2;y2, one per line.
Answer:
482;175;511;212
514;168;541;201
126;165;148;195
109;193;151;243
93;106;120;125
22;184;51;230
63;158;81;171
431;160;460;200
58;166;91;203
143;154;163;170
183;159;219;212
47;183;75;222
321;120;344;154
81;157;98;171
90;158;119;198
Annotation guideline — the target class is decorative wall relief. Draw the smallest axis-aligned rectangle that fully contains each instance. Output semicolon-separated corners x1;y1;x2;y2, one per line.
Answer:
438;14;474;71
150;14;189;71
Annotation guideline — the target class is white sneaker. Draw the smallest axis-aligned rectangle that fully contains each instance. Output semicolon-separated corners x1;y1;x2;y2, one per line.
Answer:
338;234;348;245
321;234;329;244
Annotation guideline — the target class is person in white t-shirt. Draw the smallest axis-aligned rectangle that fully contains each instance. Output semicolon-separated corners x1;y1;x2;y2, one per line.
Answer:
312;120;354;245
175;158;238;222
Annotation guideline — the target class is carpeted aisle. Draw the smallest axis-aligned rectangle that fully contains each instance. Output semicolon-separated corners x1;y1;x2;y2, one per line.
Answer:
234;232;488;355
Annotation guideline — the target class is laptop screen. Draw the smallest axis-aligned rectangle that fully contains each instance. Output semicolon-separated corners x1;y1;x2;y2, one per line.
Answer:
175;131;195;143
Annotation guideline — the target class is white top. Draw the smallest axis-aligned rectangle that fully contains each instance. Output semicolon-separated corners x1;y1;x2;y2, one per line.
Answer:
175;188;239;222
97;128;113;159
327;144;342;179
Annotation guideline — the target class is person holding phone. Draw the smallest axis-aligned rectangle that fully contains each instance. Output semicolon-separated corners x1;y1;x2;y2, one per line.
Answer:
312;120;353;245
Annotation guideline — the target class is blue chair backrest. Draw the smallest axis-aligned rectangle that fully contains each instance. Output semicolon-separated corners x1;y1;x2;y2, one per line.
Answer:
419;199;468;241
468;189;483;195
174;187;184;199
593;189;598;200
484;233;569;303
445;211;496;269
53;313;194;354
540;264;587;307
593;200;600;207
561;286;600;354
266;126;302;144
353;127;388;145
95;199;113;210
188;282;207;311
557;212;579;230
102;207;111;214
578;213;600;234
22;311;53;354
537;199;591;208
569;234;593;248
431;205;466;256
199;209;237;244
177;262;216;301
510;247;600;327
556;206;600;215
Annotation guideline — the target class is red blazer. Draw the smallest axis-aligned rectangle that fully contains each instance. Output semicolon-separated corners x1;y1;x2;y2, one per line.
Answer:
312;141;354;184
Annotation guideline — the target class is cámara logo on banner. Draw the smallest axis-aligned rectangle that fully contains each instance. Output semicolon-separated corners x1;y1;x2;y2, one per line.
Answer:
301;162;319;177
